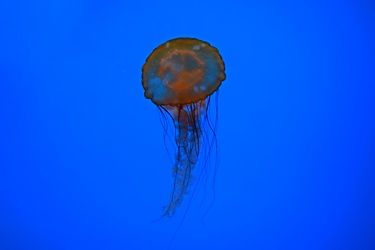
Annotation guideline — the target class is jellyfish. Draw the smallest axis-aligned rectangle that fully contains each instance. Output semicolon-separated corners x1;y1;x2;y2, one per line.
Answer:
142;38;226;217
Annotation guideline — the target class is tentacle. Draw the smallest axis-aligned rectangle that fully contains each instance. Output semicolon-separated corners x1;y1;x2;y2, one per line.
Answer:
162;103;204;217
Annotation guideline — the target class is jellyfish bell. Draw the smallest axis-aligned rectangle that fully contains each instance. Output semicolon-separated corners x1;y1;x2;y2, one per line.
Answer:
142;38;225;106
142;38;225;217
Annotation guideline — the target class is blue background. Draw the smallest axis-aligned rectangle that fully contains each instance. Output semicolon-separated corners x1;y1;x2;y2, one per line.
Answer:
1;1;375;249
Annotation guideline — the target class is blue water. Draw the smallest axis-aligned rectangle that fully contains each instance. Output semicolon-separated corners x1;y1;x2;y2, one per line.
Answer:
1;1;374;249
